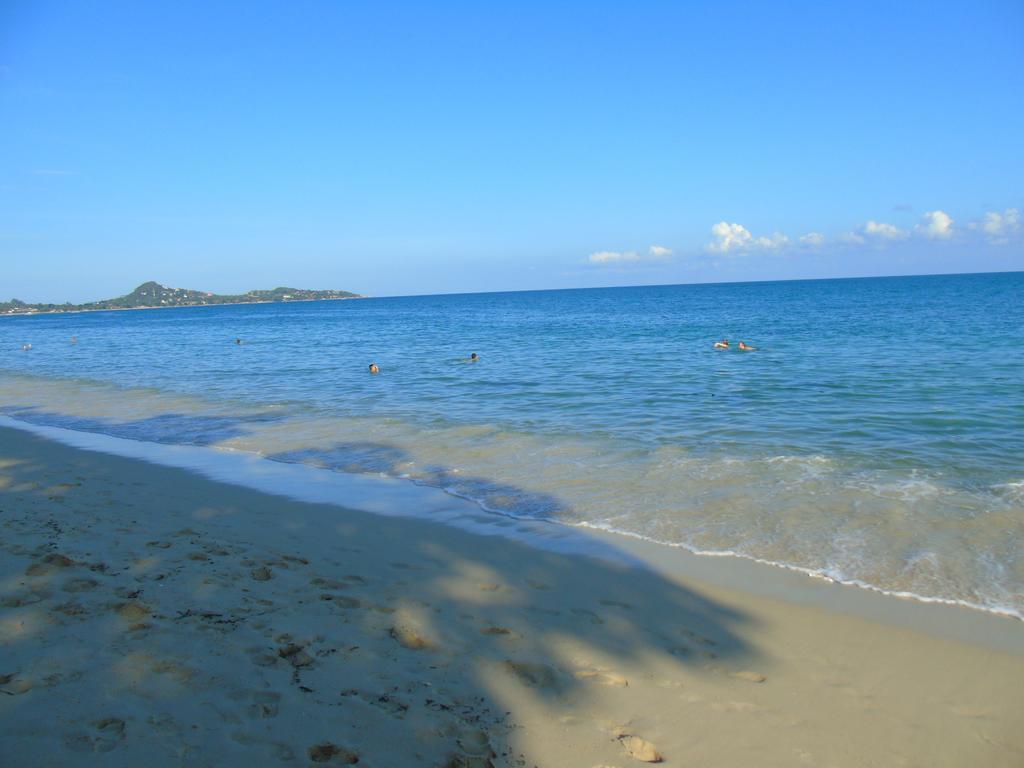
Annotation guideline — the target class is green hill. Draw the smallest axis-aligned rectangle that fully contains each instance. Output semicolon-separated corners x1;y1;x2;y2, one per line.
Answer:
1;281;361;315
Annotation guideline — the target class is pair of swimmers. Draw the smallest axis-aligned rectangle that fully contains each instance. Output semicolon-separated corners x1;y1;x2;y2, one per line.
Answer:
369;352;478;374
714;339;756;351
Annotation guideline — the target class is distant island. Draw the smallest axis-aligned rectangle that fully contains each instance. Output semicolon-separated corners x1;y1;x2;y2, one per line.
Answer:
1;281;362;315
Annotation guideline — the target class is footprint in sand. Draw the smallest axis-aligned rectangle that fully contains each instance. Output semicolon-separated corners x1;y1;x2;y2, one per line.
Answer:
51;601;89;618
617;734;663;763
115;601;152;622
251;567;273;581
65;717;126;753
277;643;315;668
246;646;280;668
390;622;434;651
1;591;47;607
63;577;99;593
341;688;410;718
311;577;347;590
668;644;717;660
325;595;362;609
681;628;716;646
732;670;767;683
0;673;33;695
456;727;496;760
598;598;631;609
150;659;198;685
308;742;359;764
269;743;295;761
570;608;604;625
480;626;515;637
245;691;282;719
42;670;79;688
147;712;184;738
25;553;77;576
446;755;498;768
146;541;172;549
574;668;629;687
503;660;562;691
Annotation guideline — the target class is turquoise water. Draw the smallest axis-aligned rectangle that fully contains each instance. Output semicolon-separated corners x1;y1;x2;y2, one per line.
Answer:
2;272;1022;616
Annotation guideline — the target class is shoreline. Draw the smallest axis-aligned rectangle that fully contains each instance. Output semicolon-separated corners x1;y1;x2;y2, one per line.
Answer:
572;521;1024;627
1;422;1022;766
2;414;1021;637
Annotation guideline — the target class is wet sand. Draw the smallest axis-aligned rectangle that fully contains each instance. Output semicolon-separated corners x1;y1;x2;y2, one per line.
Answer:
1;425;1022;767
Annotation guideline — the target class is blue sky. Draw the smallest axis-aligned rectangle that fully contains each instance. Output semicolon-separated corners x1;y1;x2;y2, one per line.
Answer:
1;1;1022;301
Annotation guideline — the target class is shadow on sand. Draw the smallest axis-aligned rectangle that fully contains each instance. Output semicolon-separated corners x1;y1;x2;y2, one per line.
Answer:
0;424;761;766
0;406;285;447
268;442;571;522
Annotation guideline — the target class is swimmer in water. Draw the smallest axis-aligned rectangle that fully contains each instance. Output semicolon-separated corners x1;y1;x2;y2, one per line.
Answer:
713;339;729;349
469;352;478;362
738;341;757;351
70;336;77;344
235;338;242;345
368;362;380;374
22;343;32;351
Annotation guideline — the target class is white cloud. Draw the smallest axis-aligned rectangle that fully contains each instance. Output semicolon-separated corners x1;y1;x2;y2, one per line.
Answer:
755;232;790;249
588;244;675;266
709;221;753;252
864;220;909;240
588;250;640;264
708;222;789;253
591;205;1014;268
918;210;954;240
980;208;1020;244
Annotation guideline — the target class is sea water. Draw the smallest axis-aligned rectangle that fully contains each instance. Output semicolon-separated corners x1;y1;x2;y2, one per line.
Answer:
1;272;1022;617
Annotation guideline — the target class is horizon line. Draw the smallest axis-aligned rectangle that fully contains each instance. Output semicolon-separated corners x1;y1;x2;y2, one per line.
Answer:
10;267;1023;307
368;267;1023;301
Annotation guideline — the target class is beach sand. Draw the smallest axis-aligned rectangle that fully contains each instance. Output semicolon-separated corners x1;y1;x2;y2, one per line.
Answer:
1;424;1022;767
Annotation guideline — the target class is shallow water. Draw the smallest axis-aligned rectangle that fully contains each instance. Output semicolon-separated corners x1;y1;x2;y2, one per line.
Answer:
1;273;1022;616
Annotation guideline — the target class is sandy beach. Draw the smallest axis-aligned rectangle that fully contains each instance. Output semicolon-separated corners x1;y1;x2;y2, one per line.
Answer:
1;423;1022;767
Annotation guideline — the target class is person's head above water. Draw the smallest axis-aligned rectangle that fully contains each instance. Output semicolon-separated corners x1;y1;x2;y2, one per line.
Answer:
368;362;379;374
714;339;730;348
470;353;478;361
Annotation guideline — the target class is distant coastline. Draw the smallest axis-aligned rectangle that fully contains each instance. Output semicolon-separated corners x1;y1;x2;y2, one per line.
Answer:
1;281;363;317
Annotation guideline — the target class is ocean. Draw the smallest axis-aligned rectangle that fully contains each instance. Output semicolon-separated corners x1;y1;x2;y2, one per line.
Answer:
2;272;1022;618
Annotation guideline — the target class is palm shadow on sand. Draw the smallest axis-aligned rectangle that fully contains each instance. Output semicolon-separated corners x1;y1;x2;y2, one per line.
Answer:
0;424;762;766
